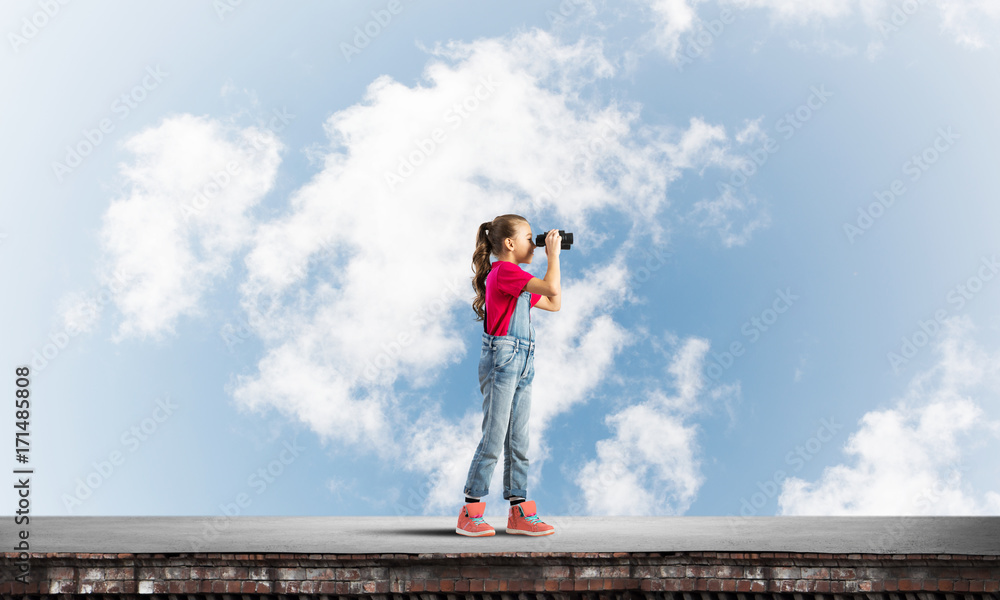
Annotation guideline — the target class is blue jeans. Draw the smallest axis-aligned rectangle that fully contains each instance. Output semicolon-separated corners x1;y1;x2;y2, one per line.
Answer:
464;289;535;500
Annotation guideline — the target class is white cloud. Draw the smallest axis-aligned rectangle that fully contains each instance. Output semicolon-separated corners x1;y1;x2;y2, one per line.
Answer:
74;27;766;514
778;315;1000;516
637;0;1000;61
686;183;772;247
574;336;738;515
645;0;710;58
937;0;1000;49
731;0;857;24
224;28;757;474
70;113;283;343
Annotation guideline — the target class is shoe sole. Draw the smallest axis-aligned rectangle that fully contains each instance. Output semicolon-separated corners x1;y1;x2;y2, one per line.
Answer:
456;527;495;536
505;528;554;536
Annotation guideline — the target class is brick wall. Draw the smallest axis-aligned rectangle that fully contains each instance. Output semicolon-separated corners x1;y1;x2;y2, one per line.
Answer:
2;551;999;598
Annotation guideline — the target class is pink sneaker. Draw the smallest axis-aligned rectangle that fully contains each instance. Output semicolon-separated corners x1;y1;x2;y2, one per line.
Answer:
506;500;554;536
456;501;495;536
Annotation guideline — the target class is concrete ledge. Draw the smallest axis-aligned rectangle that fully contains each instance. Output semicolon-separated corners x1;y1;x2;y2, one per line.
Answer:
2;517;998;598
4;516;999;554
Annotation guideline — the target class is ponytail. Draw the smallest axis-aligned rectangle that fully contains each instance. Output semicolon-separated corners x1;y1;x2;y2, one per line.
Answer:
471;214;526;324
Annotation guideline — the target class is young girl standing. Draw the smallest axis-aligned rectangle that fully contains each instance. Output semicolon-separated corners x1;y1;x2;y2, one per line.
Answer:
456;214;562;537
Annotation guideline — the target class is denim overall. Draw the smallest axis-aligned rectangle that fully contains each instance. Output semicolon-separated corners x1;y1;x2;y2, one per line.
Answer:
463;288;535;500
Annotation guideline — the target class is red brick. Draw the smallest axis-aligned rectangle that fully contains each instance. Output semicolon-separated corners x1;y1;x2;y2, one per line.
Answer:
574;580;588;591
737;580;752;592
708;579;722;591
954;580;970;592
815;580;831;593
439;579;454;592
559;580;573;591
750;580;766;592
899;579;919;591
970;580;985;592
721;579;737;592
319;581;337;594
472;579;487;592
985;580;999;592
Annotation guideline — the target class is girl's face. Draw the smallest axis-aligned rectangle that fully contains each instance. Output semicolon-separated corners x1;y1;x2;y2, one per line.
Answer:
506;221;536;264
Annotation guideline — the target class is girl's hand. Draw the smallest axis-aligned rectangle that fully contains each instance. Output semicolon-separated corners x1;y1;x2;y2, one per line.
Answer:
545;229;561;258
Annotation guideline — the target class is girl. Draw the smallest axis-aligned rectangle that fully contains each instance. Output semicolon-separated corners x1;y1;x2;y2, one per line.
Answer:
456;214;562;537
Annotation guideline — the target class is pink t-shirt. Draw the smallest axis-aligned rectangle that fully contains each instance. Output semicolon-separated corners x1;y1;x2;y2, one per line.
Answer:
485;261;540;336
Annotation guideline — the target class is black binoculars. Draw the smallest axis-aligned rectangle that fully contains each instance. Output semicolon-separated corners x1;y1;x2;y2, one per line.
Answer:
535;230;573;250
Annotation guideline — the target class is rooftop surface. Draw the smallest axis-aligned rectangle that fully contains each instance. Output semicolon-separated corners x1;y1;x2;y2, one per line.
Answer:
9;516;1000;555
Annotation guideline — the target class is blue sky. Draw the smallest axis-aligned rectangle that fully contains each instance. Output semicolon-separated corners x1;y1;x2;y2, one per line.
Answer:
2;1;999;523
